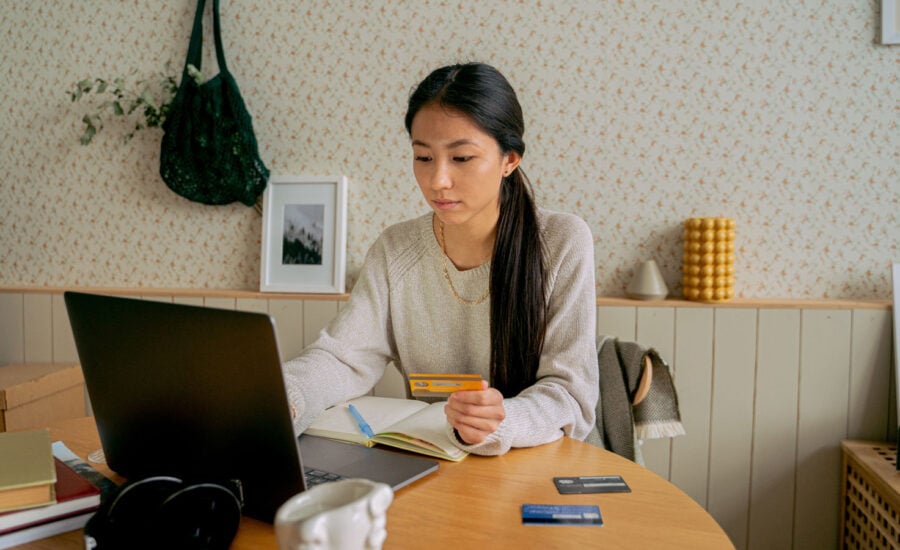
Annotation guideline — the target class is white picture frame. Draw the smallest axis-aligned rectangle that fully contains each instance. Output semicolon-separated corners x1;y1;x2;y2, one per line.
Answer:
883;0;900;44
260;175;348;293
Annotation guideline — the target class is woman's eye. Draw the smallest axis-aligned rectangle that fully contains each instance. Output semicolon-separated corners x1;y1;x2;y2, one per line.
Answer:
414;155;432;162
453;156;473;162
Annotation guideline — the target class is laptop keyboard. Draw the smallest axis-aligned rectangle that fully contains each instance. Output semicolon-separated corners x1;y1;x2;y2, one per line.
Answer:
304;467;345;488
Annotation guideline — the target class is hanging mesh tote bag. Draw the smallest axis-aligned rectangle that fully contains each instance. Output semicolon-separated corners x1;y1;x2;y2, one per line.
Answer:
160;0;269;206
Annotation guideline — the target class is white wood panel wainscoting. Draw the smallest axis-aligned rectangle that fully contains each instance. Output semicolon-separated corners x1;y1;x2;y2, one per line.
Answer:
0;288;893;550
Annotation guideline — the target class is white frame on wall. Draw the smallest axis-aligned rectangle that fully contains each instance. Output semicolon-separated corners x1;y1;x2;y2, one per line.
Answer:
883;0;900;44
260;175;348;293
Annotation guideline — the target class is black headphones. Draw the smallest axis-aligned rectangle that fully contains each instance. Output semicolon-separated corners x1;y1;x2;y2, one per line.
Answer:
84;476;243;550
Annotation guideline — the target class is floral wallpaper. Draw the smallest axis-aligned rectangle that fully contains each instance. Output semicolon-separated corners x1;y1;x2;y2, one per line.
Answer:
1;1;897;299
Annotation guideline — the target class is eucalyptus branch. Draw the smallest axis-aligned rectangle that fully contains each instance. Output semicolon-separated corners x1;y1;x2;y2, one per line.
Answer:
69;63;199;145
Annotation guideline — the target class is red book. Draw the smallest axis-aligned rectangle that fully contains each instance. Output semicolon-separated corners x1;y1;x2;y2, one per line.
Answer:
0;457;101;534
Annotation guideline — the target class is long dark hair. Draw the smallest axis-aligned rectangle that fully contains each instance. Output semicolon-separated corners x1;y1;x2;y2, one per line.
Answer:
405;63;547;397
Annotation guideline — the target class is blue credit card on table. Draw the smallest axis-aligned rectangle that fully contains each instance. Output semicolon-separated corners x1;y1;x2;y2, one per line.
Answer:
521;504;603;526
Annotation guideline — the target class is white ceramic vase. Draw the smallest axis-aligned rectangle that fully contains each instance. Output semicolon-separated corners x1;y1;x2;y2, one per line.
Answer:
626;260;669;300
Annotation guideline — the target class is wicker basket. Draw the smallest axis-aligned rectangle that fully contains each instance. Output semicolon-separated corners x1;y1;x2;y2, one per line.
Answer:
841;441;900;549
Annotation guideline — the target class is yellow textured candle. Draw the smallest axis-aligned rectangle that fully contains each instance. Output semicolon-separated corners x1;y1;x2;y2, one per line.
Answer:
682;217;735;302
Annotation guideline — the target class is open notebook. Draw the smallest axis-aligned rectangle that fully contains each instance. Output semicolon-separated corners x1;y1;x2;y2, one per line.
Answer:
306;396;468;462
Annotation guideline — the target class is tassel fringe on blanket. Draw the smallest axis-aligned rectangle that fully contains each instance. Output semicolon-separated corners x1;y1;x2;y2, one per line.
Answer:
636;420;687;441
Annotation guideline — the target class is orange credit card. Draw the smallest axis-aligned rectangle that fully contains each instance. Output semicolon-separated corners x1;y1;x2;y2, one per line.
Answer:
408;373;484;397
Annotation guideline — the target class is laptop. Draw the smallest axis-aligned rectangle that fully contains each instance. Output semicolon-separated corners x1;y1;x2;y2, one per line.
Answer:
63;291;438;523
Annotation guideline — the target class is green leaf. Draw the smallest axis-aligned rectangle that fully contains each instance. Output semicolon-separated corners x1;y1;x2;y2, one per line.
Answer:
112;101;124;116
164;76;178;93
80;123;96;145
138;86;155;109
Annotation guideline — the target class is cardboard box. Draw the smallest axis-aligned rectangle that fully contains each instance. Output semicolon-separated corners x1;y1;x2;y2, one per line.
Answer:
0;364;86;432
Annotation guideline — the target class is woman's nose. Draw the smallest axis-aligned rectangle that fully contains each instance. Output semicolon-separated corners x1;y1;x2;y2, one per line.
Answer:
430;161;452;190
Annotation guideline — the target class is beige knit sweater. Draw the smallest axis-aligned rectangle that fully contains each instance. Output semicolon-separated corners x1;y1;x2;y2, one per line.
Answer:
282;209;599;456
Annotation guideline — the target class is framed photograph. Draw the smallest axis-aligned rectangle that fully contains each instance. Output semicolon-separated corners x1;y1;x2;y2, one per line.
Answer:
260;175;348;293
883;0;900;44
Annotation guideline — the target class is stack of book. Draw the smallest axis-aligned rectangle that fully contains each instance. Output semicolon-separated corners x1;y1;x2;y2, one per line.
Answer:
0;430;102;548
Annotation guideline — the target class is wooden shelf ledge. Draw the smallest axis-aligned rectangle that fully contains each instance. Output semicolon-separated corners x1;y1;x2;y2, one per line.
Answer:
0;286;890;310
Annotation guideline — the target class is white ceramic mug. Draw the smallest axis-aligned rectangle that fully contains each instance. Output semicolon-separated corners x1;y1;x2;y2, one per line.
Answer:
274;478;394;550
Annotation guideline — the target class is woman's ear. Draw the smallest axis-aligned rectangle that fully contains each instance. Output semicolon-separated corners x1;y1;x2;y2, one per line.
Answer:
502;150;522;177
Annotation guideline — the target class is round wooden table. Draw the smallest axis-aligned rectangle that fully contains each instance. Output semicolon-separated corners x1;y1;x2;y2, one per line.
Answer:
28;417;733;549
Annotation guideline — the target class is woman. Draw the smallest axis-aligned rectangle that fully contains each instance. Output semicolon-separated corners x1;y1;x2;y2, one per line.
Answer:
283;62;598;456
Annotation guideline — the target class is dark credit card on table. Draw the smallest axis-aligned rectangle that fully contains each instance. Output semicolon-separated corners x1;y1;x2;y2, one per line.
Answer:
553;475;631;494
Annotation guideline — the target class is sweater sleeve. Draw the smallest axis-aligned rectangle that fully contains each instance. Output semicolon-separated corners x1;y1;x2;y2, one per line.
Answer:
282;235;397;435
449;213;600;456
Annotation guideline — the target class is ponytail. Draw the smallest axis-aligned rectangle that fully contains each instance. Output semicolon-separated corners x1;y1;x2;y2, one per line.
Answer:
490;168;546;397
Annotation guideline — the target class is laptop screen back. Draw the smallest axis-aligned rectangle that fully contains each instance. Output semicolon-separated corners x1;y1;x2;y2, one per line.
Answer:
64;291;305;522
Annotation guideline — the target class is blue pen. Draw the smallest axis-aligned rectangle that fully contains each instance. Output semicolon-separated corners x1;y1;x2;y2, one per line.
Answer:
348;404;375;439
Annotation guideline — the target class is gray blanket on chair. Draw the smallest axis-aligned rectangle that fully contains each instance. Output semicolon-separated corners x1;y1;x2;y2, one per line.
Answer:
593;336;686;463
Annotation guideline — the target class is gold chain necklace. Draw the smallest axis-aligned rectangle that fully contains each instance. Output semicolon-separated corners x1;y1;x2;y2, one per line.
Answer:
437;220;490;306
